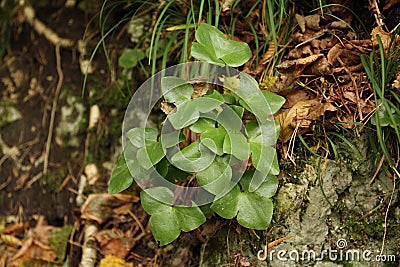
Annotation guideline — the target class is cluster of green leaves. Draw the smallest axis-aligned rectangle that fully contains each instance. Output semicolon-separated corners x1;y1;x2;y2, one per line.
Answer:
109;23;285;245
361;30;400;172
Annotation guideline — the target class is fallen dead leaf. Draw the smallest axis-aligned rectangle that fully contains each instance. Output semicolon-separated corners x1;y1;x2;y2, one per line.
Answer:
282;89;311;109
371;26;393;51
81;194;140;224
276;99;336;143
99;254;134;267
96;228;136;259
383;0;400;10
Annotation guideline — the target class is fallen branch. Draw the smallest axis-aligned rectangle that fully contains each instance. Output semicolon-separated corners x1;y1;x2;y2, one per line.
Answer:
43;45;63;175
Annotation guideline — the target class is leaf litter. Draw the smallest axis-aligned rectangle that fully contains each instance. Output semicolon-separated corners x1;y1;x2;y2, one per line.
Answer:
1;0;400;265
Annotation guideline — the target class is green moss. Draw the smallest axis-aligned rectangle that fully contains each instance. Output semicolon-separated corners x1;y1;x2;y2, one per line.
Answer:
50;225;73;262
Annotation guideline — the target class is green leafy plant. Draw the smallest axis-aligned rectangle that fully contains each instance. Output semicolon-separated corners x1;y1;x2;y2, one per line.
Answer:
361;31;400;174
109;23;285;245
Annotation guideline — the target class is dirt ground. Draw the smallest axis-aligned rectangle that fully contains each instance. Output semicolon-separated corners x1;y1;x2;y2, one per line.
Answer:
0;0;399;266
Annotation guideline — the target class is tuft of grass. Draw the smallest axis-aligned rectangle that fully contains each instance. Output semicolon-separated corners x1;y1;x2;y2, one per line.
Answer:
361;28;400;175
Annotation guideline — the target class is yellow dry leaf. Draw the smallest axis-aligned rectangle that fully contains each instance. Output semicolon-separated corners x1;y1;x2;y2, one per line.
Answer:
371;27;392;51
99;254;134;267
0;234;23;248
277;99;336;143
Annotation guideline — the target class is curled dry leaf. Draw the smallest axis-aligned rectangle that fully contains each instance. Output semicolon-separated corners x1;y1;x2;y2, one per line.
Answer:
161;101;175;115
276;99;337;143
0;234;23;248
392;73;400;89
295;14;306;33
304;14;321;30
276;54;324;77
371;27;393;51
295;14;320;32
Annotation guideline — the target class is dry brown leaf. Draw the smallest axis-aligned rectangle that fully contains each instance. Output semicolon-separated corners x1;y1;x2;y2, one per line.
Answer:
371;27;393;51
392;72;400;89
343;91;357;102
191;82;211;98
282;89;310;109
383;0;400;10
9;220;58;265
329;20;349;29
277;99;336;143
295;14;306;33
96;229;136;259
81;194;139;224
307;57;332;75
99;254;134;267
276;54;323;77
2;222;29;235
160;101;175;115
0;234;23;248
305;14;320;30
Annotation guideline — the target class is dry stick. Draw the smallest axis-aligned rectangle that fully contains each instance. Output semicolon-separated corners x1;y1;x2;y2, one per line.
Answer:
43;45;63;175
337;57;364;121
380;174;396;256
23;5;74;48
369;155;385;185
369;0;385;29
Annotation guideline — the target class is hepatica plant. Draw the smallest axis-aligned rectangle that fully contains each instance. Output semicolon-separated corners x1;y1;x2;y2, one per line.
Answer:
109;23;285;245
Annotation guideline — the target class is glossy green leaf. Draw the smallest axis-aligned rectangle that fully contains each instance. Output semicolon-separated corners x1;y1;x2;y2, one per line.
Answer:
222;93;237;104
210;185;240;219
237;193;273;229
168;101;200;129
189;118;216;133
200;127;227;155
216;106;243;131
137;142;165;170
223;132;250;160
245;120;280;146
197;156;232;195
118;49;145;68
191;42;224;66
161;77;194;104
250;142;279;175
150;210;180;246
160;131;186;148
127;128;158;148
191;24;251;67
171;142;214;172
240;169;278;194
260;91;286;115
108;152;133;194
141;187;206;245
211;170;278;229
174;205;207;232
168;98;221;129
204;90;224;102
235;72;285;119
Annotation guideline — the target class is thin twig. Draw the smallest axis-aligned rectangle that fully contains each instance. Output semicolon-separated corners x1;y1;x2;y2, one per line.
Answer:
23;5;74;48
369;155;385;185
43;45;63;175
380;173;396;256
